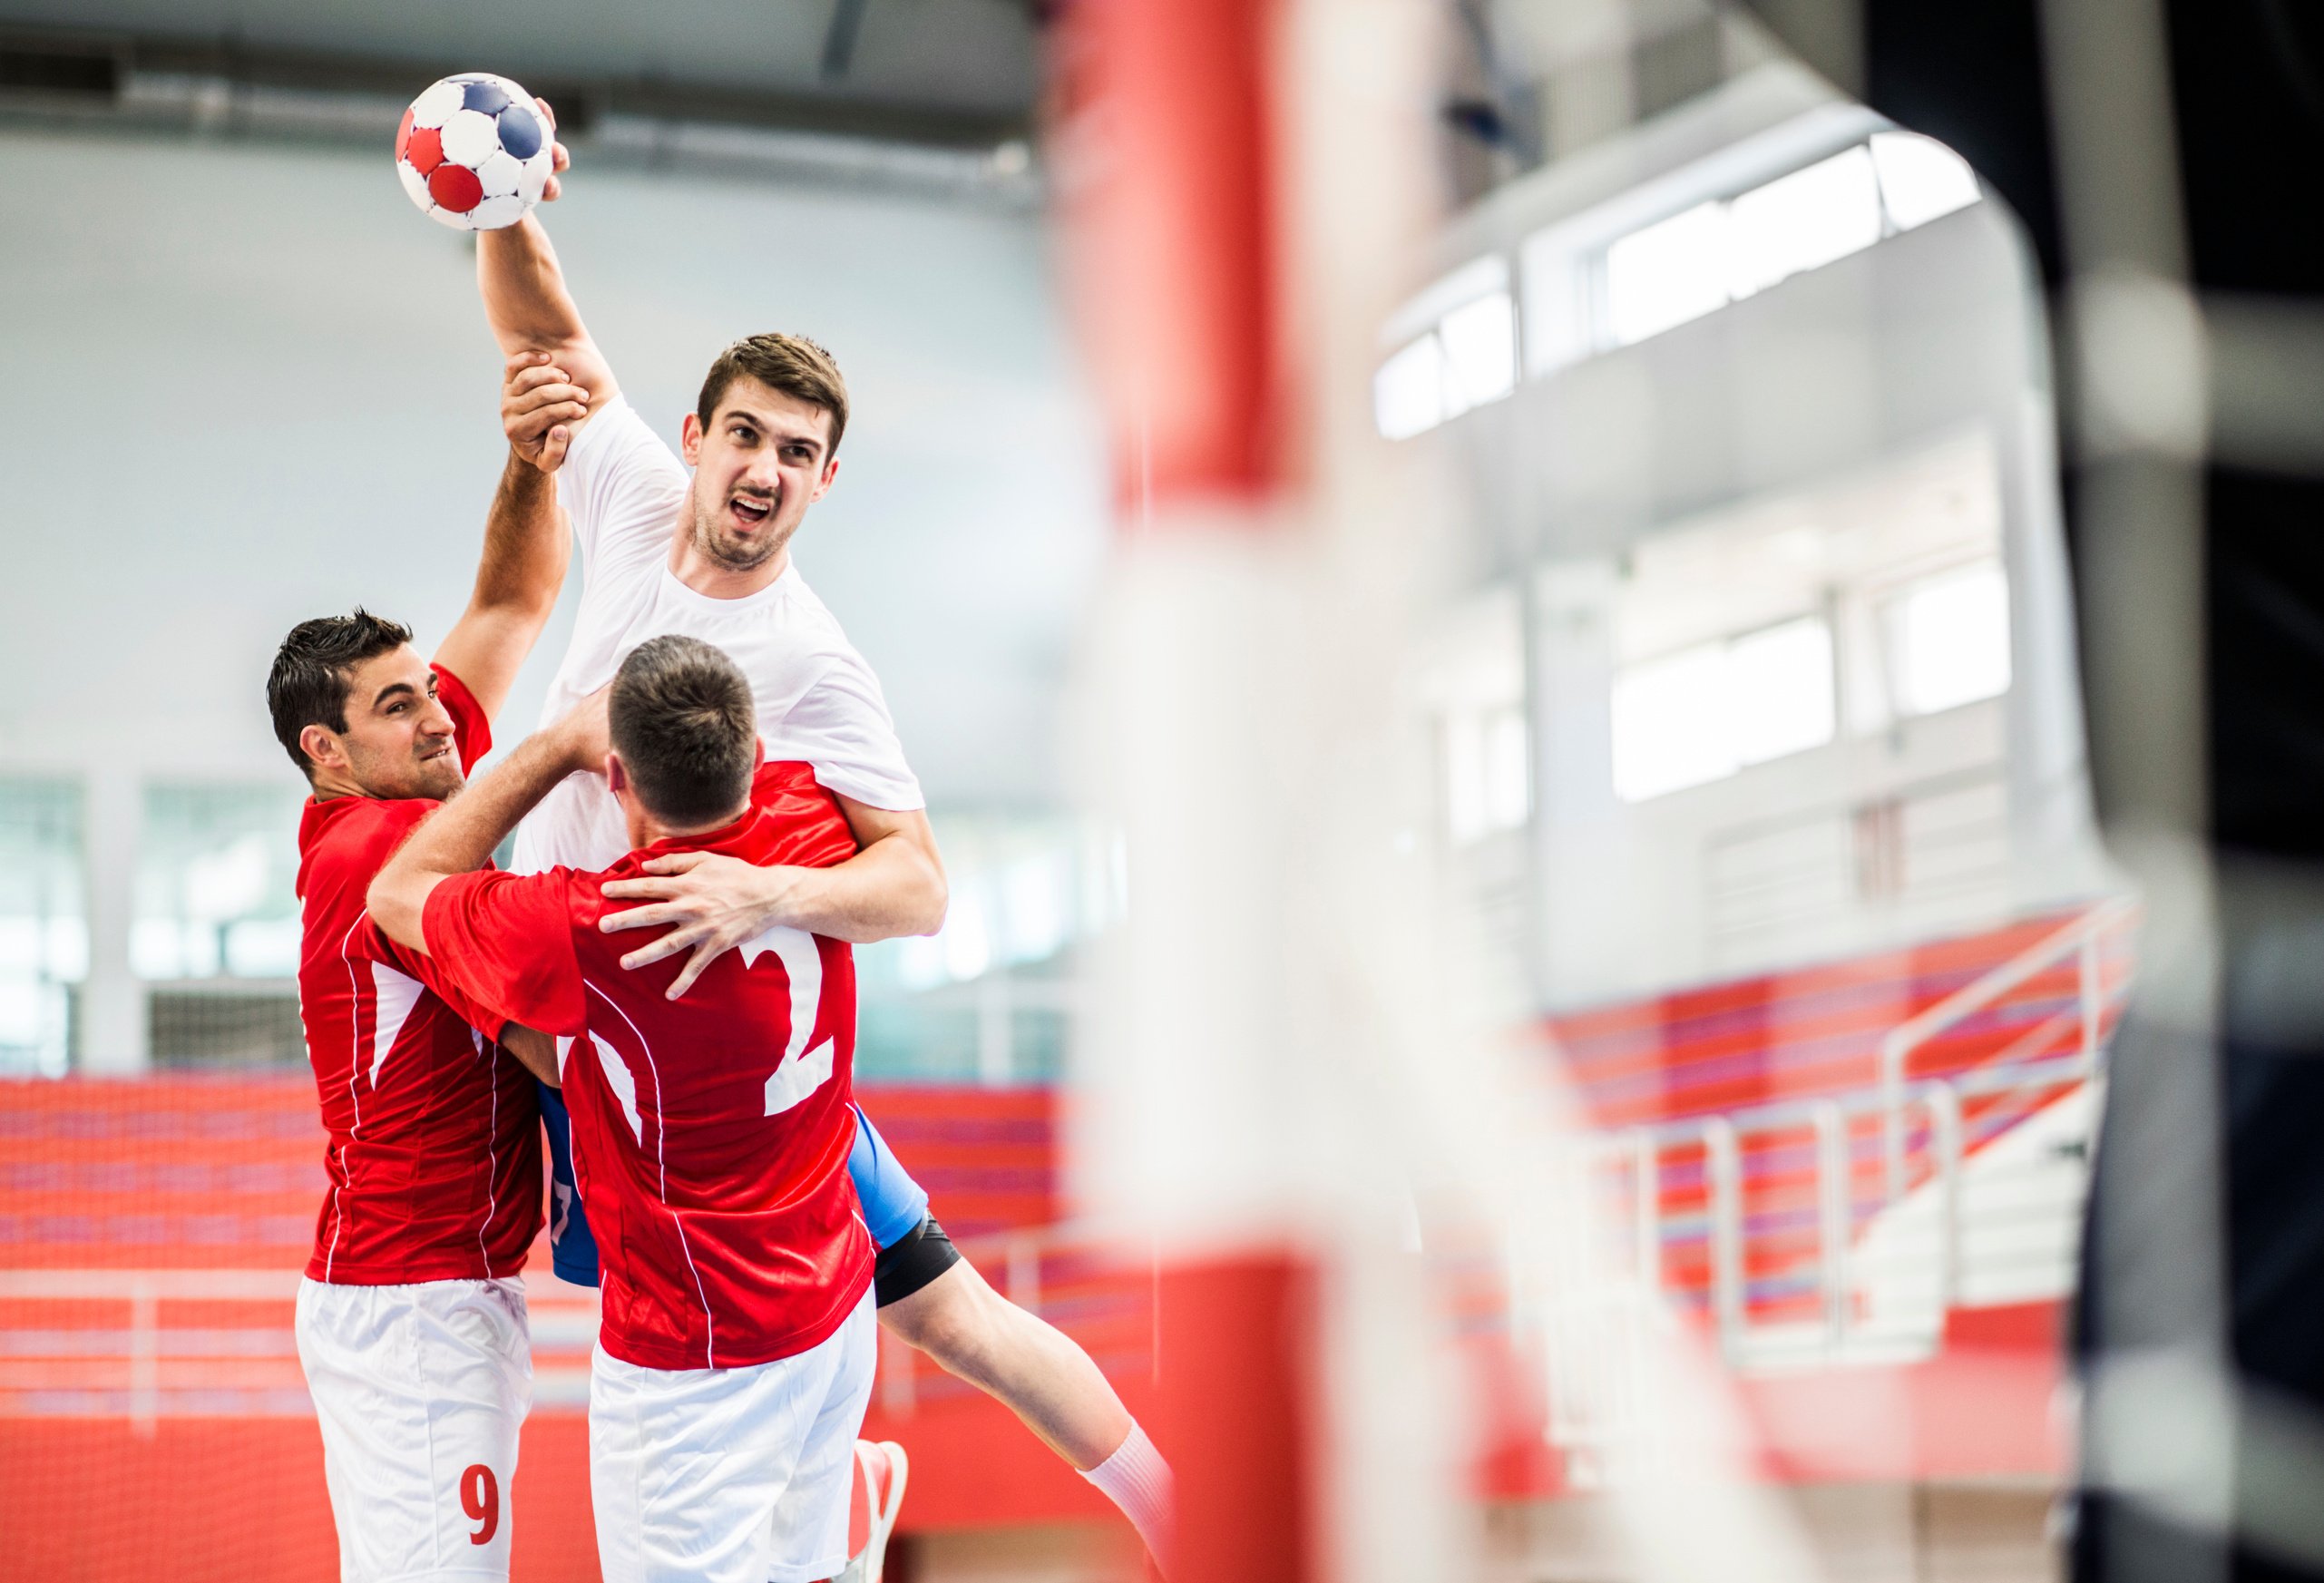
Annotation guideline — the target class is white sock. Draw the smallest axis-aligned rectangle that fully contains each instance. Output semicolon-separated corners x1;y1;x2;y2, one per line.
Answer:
1081;1421;1175;1575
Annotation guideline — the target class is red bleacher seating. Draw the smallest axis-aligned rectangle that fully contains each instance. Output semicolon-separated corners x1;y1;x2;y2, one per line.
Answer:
0;912;2127;1568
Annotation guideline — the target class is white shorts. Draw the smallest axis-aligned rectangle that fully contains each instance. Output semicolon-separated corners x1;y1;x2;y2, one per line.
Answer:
590;1294;877;1583
295;1276;533;1583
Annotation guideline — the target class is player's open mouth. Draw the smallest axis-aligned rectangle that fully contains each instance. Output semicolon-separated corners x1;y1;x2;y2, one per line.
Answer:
728;494;775;529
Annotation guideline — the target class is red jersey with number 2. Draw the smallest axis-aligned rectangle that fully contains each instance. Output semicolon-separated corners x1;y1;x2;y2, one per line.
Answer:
295;664;543;1285
419;761;872;1370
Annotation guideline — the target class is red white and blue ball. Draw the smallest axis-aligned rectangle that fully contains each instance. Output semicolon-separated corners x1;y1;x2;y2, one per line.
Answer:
395;73;552;231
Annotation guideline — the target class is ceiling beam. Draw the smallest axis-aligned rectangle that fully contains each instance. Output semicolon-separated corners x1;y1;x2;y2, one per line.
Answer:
0;20;1031;148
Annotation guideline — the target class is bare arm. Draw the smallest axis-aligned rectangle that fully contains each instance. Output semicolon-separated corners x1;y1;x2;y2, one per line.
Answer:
499;1024;562;1089
369;697;609;950
477;210;619;428
597;799;948;998
428;404;572;720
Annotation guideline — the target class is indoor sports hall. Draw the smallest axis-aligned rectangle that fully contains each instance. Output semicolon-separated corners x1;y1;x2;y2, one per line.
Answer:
3;2;2321;1581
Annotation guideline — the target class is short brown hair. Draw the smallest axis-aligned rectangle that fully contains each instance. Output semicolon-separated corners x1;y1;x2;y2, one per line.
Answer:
696;333;849;454
267;609;414;779
610;636;757;827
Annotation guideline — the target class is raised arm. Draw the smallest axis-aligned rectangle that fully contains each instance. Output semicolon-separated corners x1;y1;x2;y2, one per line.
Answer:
596;799;947;998
475;109;620;433
427;375;575;720
369;694;610;950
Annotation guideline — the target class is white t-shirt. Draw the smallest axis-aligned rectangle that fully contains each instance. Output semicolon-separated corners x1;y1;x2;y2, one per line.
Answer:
513;394;923;876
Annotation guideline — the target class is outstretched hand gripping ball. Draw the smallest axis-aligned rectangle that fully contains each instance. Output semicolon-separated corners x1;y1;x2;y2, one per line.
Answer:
395;73;554;231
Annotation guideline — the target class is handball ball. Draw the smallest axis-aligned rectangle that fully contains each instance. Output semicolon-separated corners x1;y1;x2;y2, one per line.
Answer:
395;73;552;231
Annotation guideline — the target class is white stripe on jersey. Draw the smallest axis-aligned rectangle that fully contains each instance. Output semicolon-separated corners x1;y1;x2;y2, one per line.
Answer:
368;963;425;1086
583;979;718;1366
325;915;367;1282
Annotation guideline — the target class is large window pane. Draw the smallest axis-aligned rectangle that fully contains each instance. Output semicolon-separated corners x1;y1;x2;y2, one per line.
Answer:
1440;290;1518;409
1887;561;2012;716
1612;640;1737;801
1870;131;1982;231
1728;617;1838;764
1447;701;1532;844
1604;201;1731;346
855;816;1112;1083
1613;615;1838;802
1726;145;1884;298
134;785;304;982
1373;334;1446;439
0;779;84;1077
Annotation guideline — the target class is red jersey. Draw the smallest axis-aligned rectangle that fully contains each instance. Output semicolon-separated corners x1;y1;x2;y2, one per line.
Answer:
420;761;872;1370
295;665;543;1285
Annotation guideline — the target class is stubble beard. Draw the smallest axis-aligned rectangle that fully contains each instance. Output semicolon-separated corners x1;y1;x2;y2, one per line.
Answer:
689;491;787;574
411;753;464;803
345;741;461;803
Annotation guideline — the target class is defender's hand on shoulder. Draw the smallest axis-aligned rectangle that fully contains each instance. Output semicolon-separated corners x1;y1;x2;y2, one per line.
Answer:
600;854;815;1001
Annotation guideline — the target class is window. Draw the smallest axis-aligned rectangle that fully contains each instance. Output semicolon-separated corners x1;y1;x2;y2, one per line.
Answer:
883;845;1085;995
1597;135;1982;350
1885;560;2012;717
132;785;304;982
1604;201;1730;346
1439;291;1518;409
1727;618;1840;763
0;780;85;1077
1382;132;1987;431
1726;144;1883;299
855;817;1114;1082
1446;701;1532;844
1372;285;1518;439
1870;132;1981;231
1612;616;1836;802
1373;334;1446;441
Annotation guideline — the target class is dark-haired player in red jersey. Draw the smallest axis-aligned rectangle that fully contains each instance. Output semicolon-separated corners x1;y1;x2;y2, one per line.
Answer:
266;375;581;1582
369;636;878;1583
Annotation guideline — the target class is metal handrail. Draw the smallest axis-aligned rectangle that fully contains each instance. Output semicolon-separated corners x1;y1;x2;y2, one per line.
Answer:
1924;1083;1964;1312
1702;1116;1743;1357
1879;897;2134;1199
1812;1100;1849;1347
1592;1048;2099;1368
1624;1049;2090;1151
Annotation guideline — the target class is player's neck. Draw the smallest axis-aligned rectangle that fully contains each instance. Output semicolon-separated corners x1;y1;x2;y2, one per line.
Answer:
307;767;367;802
627;800;752;851
667;537;791;601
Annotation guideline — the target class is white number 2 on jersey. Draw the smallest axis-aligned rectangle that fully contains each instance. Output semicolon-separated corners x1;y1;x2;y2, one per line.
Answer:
739;925;838;1116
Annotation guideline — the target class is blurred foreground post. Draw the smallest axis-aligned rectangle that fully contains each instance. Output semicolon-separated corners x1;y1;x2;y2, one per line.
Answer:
1059;0;1318;1577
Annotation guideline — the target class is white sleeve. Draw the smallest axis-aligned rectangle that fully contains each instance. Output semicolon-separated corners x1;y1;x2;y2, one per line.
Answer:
554;394;688;583
763;651;926;812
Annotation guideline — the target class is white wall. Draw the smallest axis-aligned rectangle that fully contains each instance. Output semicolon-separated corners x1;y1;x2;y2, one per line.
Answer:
0;128;1108;1066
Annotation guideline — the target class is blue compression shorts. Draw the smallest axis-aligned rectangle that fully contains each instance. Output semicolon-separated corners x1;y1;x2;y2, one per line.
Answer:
538;1081;930;1289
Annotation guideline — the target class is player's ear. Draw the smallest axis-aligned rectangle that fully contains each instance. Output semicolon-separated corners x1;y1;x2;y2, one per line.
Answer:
605;751;630;796
299;723;346;774
812;454;838;502
679;413;703;465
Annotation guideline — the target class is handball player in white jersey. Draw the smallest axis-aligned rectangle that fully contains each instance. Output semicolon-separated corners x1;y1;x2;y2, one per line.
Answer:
475;116;1174;1572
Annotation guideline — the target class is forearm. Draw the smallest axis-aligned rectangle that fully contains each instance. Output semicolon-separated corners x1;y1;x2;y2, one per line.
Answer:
369;732;579;947
473;450;566;612
478;215;590;355
433;451;569;718
768;834;947;943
